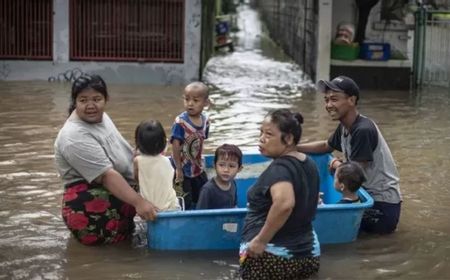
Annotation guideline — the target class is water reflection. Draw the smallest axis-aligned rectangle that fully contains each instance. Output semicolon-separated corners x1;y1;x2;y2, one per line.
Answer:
1;4;450;280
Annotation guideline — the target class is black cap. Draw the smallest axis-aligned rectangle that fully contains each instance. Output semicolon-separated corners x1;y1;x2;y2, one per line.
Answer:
317;76;360;101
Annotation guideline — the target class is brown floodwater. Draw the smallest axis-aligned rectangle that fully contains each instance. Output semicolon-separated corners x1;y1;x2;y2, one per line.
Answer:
1;4;450;280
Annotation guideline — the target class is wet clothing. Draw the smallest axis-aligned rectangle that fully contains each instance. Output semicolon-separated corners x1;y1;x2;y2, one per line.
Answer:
170;111;209;178
196;178;237;209
179;171;208;209
328;114;402;233
240;155;320;278
240;252;320;280
62;180;136;245
55;112;137;245
135;155;179;211
360;201;401;234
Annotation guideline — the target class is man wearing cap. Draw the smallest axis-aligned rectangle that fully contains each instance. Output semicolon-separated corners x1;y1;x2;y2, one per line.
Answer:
297;76;402;234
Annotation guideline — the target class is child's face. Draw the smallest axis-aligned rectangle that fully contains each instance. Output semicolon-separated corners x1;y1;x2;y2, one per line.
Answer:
215;156;241;184
183;89;208;117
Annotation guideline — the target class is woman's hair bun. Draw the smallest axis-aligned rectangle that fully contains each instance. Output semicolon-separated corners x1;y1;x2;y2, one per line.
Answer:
294;112;304;125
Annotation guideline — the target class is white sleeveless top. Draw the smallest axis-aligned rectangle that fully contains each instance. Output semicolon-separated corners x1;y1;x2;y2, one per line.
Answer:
136;154;180;211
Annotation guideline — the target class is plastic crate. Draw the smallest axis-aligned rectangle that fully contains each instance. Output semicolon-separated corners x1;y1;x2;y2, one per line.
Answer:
360;42;391;61
331;42;360;61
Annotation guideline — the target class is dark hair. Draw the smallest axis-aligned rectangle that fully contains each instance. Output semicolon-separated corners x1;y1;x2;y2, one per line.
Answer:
135;120;167;156
266;109;304;145
69;74;108;115
336;161;366;192
214;144;243;167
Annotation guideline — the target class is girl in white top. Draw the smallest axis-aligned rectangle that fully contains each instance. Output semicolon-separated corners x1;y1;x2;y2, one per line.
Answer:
134;120;180;211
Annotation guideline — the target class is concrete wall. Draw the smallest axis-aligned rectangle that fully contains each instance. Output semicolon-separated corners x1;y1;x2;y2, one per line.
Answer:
0;0;203;85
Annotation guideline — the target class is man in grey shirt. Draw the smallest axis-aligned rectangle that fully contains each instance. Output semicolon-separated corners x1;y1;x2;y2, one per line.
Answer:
297;76;402;234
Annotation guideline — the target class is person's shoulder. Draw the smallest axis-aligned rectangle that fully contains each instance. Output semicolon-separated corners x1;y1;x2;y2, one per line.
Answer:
351;115;377;135
175;111;189;122
56;117;88;141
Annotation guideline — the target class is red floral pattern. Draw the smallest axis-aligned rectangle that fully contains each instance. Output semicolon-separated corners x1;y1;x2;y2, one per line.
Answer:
63;192;78;202
62;181;136;246
66;213;89;230
106;219;120;231
120;203;136;217
81;234;99;245
84;198;111;213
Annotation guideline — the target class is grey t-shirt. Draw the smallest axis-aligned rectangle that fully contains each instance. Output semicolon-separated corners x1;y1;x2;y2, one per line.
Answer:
328;114;402;204
54;112;135;186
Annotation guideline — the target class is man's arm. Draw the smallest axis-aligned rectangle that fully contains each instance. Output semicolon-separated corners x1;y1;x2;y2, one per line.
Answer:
297;140;334;154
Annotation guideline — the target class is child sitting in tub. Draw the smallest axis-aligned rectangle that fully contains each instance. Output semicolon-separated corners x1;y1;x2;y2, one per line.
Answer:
334;161;366;203
134;119;180;211
196;144;242;209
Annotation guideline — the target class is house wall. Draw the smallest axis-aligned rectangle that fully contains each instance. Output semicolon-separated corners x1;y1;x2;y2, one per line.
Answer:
331;0;409;57
0;0;203;85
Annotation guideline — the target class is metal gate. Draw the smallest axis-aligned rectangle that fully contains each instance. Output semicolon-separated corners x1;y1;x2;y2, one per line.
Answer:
413;6;450;88
0;0;53;60
69;0;185;63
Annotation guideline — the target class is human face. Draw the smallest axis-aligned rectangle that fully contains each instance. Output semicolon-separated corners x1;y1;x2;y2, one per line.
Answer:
183;89;208;117
75;88;106;123
215;156;241;185
324;90;355;121
258;117;289;158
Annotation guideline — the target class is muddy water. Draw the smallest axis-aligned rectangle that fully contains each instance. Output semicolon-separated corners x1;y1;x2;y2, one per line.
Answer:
1;4;450;280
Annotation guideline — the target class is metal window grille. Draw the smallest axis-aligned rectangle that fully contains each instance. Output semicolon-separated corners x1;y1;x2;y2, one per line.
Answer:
70;0;185;63
0;0;53;60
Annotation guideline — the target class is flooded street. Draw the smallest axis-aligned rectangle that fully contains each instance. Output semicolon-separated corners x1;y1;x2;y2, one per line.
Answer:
1;4;450;280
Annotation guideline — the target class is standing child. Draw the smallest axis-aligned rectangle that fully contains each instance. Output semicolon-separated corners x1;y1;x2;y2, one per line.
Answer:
171;82;210;209
134;120;180;211
334;161;366;203
197;144;243;210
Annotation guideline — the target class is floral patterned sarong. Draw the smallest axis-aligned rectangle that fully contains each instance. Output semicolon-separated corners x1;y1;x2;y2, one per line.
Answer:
61;180;137;245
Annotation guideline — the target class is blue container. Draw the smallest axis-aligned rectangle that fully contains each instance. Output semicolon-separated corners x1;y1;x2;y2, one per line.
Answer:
215;21;230;35
147;153;374;250
360;42;391;61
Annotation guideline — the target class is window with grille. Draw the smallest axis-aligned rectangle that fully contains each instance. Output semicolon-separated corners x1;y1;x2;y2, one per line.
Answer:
0;0;53;60
70;0;185;63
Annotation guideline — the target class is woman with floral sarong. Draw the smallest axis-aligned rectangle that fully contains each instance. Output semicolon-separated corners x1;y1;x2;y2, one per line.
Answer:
54;74;157;245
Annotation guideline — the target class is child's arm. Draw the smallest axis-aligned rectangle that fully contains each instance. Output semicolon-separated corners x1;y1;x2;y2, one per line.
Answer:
172;139;184;183
133;157;139;183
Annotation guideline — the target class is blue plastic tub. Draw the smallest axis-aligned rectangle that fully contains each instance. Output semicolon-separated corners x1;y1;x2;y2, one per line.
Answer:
147;153;374;250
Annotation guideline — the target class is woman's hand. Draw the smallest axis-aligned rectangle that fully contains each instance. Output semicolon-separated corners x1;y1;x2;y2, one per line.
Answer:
247;236;267;258
135;198;159;221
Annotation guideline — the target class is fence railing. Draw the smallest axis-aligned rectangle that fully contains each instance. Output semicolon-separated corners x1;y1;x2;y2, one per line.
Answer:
0;0;53;60
69;0;185;63
414;8;450;88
